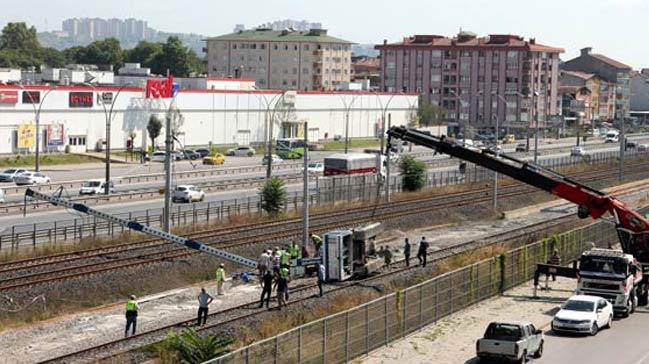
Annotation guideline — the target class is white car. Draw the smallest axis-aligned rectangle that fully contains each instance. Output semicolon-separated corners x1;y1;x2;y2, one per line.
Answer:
0;188;5;203
226;146;256;157
79;179;116;195
149;151;182;162
637;143;649;152
0;168;28;182
307;162;324;174
262;154;283;165
570;146;587;157
172;185;205;203
14;172;50;186
552;295;613;335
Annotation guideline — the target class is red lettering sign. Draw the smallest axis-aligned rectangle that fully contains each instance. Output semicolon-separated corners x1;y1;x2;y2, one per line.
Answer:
69;92;94;108
0;90;18;104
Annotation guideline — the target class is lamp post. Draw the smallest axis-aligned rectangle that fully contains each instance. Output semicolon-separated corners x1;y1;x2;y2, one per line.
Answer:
338;93;359;153
618;95;626;182
376;93;398;203
532;89;541;164
84;82;133;194
491;92;508;210
251;87;287;179
449;90;469;144
157;91;181;233
17;85;56;172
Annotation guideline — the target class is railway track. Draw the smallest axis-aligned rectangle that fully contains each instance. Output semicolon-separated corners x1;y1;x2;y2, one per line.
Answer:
2;162;649;292
37;211;579;364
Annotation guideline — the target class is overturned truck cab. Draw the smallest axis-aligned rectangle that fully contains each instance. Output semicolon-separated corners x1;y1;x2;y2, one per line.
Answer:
323;222;383;281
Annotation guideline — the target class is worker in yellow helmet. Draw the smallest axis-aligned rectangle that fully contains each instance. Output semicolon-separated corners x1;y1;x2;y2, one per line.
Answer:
215;263;226;295
124;295;139;337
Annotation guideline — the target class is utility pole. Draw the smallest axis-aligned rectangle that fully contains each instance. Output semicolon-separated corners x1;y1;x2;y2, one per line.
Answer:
163;108;173;232
385;114;391;203
302;121;309;247
619;110;625;182
492;114;499;210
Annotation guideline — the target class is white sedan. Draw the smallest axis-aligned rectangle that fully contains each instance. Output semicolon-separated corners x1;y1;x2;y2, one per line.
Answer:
307;162;324;174
551;295;613;336
14;172;51;186
172;185;205;203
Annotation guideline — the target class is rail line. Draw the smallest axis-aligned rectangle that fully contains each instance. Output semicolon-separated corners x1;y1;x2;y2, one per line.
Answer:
2;162;649;292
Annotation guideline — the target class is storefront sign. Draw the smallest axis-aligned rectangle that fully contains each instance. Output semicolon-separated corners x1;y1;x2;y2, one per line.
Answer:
47;123;65;146
17;123;36;148
22;91;41;104
69;92;94;108
0;90;18;104
101;92;113;105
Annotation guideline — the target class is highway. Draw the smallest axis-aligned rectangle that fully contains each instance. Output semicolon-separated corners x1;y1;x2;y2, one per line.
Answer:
537;306;649;364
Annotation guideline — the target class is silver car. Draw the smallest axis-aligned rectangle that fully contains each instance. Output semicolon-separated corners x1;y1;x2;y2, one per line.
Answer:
226;146;256;157
0;168;28;182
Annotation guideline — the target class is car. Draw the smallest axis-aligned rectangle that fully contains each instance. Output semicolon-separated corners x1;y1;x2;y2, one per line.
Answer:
195;148;211;158
262;154;283;165
625;139;637;150
172;185;205;203
182;150;200;160
604;131;619;143
0;188;5;203
0;168;28;182
552;295;613;335
14;172;50;185
637;143;649;152
515;143;527;153
203;154;225;165
79;179;116;195
486;144;503;154
476;321;544;363
149;151;166;162
226;146;256;157
307;162;324;174
570;146;587;157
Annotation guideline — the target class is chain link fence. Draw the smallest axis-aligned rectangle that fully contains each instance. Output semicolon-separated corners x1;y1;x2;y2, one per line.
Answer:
206;207;645;364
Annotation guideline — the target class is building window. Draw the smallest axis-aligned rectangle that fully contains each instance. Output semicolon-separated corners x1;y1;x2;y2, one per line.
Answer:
460;50;471;57
304;44;310;50
303;68;309;74
233;44;237;49
292;68;297;75
284;45;289;50
431;74;441;82
273;44;278;50
478;50;485;57
294;45;298;51
431;50;442;58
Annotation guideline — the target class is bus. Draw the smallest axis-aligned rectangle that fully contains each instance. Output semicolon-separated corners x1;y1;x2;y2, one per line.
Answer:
276;138;306;159
324;153;386;177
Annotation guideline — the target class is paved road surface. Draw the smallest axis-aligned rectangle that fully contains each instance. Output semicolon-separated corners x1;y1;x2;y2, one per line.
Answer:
537;306;649;364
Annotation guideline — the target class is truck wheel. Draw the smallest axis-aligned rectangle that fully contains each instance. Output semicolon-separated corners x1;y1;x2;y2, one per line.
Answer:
516;350;528;364
533;341;544;358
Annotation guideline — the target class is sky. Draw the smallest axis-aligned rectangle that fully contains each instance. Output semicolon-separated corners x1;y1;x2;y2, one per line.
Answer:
1;0;647;68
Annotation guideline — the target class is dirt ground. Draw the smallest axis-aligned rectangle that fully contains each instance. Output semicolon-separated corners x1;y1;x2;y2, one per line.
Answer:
1;182;648;363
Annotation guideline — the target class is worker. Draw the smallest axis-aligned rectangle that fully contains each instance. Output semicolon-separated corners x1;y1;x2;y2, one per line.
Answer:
259;270;274;309
289;241;300;260
548;250;561;281
383;246;392;268
196;287;213;326
124;295;139;337
403;238;411;267
258;250;270;287
215;263;226;295
275;266;290;309
280;247;291;269
271;248;281;274
310;233;323;255
417;236;429;267
317;263;326;297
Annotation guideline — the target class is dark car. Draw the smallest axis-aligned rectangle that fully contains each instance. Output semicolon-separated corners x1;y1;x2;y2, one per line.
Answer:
195;148;211;158
515;143;527;152
625;139;636;150
183;150;200;160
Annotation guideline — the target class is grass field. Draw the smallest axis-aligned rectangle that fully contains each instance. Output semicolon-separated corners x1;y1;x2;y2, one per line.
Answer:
0;154;98;168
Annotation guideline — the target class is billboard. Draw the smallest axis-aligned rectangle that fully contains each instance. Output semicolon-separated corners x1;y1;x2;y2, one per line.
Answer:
17;123;36;148
22;91;41;104
100;92;113;105
47;123;65;146
69;92;93;108
0;90;18;104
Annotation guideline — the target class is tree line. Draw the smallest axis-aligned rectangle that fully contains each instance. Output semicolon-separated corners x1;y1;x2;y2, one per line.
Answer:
0;22;204;77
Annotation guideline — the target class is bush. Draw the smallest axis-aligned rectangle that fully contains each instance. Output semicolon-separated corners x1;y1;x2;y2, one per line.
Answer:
260;176;287;216
399;155;427;191
162;329;233;364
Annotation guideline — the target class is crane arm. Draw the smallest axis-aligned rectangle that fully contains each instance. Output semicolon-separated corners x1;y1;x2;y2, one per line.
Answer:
25;188;258;268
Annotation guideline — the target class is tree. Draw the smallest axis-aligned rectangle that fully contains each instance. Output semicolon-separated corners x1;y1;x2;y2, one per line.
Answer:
73;38;124;70
125;40;163;66
147;115;163;151
0;23;40;52
38;47;65;68
399;155;427;191
163;329;233;364
260;176;287;217
150;36;203;77
417;96;446;127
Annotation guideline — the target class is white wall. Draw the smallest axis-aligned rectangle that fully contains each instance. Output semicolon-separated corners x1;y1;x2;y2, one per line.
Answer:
0;86;418;154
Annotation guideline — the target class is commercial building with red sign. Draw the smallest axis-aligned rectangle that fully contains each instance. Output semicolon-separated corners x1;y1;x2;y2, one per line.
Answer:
0;90;18;104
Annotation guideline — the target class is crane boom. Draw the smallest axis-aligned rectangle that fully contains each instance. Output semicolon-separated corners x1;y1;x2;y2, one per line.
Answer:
25;188;258;268
386;126;649;262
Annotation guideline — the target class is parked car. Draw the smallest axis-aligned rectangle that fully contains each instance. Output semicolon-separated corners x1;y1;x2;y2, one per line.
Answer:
182;150;200;160
203;154;225;165
486;144;503;154
148;151;182;162
14;172;50;185
0;188;5;203
307;162;324;174
262;154;283;165
195;148;211;158
226;146;256;157
172;185;205;203
570;146;587;157
551;295;613;335
476;321;543;363
515;143;527;153
637;143;649;152
0;168;28;182
79;179;116;195
604;131;619;143
625;139;637;150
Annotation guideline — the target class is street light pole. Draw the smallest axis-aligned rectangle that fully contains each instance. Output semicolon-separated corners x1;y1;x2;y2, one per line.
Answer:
18;85;56;172
338;94;359;154
250;87;285;179
619;105;625;182
491;92;508;210
302;121;309;247
532;90;540;164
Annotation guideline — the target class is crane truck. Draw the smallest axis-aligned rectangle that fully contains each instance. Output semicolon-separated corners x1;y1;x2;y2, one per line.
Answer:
386;126;649;313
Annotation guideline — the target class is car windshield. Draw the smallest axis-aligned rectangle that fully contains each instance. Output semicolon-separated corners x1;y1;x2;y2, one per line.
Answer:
308;163;319;168
563;300;595;312
176;187;187;191
3;169;16;174
483;323;521;341
580;256;627;275
83;181;101;187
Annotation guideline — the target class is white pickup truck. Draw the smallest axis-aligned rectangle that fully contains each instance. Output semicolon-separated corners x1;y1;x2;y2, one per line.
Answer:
476;321;544;363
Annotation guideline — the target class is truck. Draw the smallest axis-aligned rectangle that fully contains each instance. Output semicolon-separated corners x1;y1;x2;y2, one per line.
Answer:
324;153;386;177
476;321;544;363
386;126;649;308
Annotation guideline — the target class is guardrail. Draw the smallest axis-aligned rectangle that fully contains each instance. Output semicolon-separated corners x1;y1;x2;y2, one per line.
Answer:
207;206;645;364
1;147;646;250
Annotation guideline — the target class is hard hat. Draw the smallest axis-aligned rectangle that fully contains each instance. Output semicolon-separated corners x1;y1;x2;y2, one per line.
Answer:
130;295;136;300
220;263;225;267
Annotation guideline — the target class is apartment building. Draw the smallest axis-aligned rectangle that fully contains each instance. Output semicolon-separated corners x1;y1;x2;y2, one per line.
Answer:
375;32;563;131
558;70;616;123
561;47;632;120
205;28;353;90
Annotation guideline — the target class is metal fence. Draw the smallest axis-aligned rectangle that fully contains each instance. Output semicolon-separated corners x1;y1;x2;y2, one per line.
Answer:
206;208;641;364
1;147;646;250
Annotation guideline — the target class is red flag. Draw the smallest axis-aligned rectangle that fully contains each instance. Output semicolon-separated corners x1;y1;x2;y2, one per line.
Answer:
146;75;174;98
